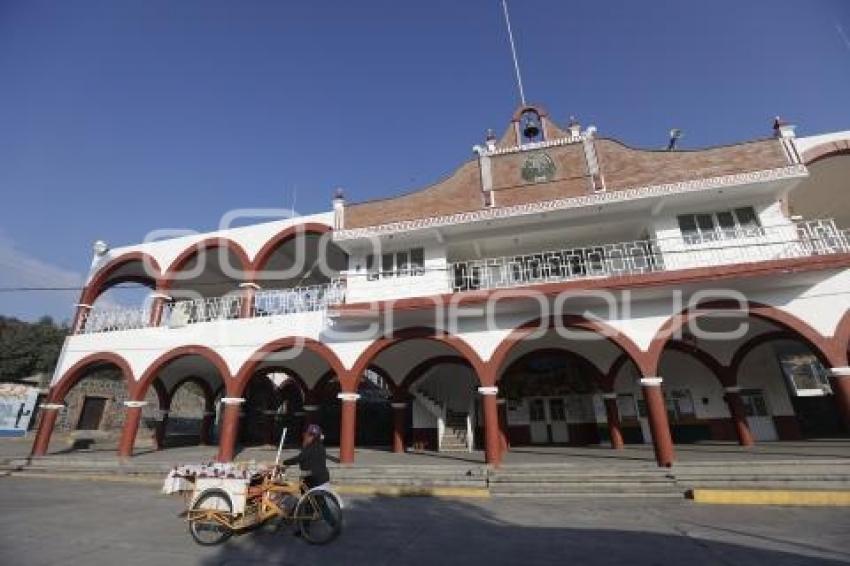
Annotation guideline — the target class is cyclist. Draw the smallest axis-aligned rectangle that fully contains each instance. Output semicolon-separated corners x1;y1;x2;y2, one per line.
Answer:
283;424;330;489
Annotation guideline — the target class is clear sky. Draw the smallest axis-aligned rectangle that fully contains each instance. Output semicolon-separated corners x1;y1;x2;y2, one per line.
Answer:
1;0;849;322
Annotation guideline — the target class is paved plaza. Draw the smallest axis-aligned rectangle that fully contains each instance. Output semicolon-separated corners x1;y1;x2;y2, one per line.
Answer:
0;475;848;566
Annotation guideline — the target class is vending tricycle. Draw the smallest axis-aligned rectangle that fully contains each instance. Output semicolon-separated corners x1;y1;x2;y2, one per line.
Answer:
162;429;342;546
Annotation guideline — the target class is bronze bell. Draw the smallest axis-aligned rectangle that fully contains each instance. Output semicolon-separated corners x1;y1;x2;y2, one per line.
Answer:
523;118;540;139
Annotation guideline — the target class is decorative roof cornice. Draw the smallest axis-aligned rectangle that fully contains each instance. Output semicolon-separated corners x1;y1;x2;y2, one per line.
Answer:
476;135;584;157
333;164;807;241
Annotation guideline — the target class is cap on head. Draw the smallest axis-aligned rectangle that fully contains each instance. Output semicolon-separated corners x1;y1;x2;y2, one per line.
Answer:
306;424;322;437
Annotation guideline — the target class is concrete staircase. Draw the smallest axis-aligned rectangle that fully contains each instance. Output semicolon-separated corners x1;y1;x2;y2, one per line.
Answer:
670;459;850;491
6;451;850;499
489;463;682;498
440;411;470;453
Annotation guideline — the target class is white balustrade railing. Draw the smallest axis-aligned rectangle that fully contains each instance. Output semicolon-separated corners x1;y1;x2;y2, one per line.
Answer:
77;305;151;334
449;219;849;293
76;280;345;334
250;281;345;318
161;294;244;327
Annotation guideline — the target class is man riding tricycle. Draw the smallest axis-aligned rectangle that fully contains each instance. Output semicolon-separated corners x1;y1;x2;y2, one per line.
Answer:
163;424;342;546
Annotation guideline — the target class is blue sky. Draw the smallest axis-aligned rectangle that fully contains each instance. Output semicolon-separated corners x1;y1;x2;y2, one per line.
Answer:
1;0;849;322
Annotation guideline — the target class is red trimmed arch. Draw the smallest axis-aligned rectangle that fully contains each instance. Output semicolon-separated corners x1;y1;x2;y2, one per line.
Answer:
728;331;797;380
233;337;346;398
348;327;489;392
132;346;233;402
499;347;605;387
662;341;729;386
168;375;216;410
646;301;838;376
81;252;162;305
161;237;252;290
399;355;470;392
488;314;648;380
834;310;850;367
48;352;135;403
802;140;850;166
243;365;310;400
250;222;333;276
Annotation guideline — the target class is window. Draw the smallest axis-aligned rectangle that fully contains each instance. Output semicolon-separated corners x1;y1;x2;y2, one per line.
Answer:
365;247;424;280
677;207;762;244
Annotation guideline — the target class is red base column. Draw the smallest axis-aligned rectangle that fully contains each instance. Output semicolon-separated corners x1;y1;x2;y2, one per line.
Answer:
479;386;501;466
497;398;509;455
724;386;754;447
239;283;259;318
338;393;359;465
118;401;147;459
641;377;675;467
31;404;62;456
602;393;625;450
391;402;407;454
829;368;850;433
216;398;244;462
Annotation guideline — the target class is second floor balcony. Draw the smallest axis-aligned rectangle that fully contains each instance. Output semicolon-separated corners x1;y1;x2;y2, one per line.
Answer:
72;219;849;334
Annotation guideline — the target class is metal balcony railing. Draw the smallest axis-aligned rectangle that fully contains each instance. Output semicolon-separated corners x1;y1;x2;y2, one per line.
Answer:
448;219;850;292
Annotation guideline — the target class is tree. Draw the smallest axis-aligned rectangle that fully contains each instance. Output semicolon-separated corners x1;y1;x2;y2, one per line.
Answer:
0;316;68;383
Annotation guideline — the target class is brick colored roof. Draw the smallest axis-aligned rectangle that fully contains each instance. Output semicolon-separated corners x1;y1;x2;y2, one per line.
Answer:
343;136;788;231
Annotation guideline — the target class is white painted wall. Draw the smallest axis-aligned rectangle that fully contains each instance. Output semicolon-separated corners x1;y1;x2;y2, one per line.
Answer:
652;198;801;271
344;242;450;303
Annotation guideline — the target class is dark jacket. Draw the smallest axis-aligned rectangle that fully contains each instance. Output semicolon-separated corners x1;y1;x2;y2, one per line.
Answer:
283;441;330;488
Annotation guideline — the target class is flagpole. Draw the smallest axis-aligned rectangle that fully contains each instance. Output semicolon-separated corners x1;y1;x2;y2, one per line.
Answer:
502;0;527;106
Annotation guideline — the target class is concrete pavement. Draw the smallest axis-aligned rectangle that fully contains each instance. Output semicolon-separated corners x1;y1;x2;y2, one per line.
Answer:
0;475;848;565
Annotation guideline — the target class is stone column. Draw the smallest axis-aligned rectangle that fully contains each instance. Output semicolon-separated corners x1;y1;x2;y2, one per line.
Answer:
602;392;624;450
338;392;359;465
118;400;148;459
31;403;64;456
391;402;407;454
216;398;245;462
497;398;510;454
148;293;171;327
640;377;675;467
478;386;501;466
239;282;260;319
723;385;754;447
829;367;850;432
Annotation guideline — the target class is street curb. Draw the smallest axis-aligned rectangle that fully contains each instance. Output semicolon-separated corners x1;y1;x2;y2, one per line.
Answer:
688;489;850;506
5;472;491;499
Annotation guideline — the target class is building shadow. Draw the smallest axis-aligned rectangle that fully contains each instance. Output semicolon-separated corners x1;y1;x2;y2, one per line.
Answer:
197;496;850;566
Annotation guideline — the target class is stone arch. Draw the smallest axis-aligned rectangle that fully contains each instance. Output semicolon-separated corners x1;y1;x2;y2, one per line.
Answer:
348;327;489;392
802;141;850;166
250;222;333;276
49;352;135;403
161;237;252;290
488;314;648;379
80;252;163;305
233;337;347;398
834;310;850;367
399;355;470;392
133;345;233;402
646;300;838;377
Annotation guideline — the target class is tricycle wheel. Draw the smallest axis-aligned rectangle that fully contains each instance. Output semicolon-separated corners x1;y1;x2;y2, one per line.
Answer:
296;490;342;545
189;488;234;546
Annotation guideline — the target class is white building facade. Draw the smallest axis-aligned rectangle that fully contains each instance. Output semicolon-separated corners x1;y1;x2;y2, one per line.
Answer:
31;105;850;467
